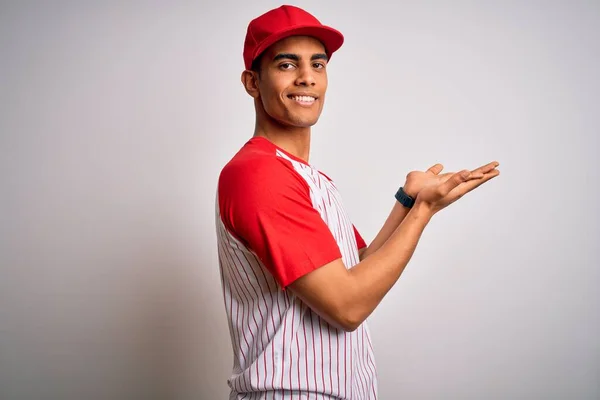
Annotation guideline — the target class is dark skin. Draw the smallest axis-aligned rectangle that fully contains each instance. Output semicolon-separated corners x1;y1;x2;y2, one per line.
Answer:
241;36;327;162
241;35;500;331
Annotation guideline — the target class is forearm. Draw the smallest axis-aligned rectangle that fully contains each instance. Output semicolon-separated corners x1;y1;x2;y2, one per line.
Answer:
359;201;410;260
345;202;432;328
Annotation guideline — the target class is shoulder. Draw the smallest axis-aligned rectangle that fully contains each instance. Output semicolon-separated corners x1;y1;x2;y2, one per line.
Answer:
220;140;302;193
218;138;312;213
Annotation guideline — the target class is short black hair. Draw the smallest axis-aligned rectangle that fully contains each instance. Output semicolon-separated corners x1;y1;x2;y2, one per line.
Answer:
250;53;264;74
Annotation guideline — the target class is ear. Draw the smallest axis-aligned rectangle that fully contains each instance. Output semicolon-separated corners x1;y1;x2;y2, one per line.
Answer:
241;70;260;99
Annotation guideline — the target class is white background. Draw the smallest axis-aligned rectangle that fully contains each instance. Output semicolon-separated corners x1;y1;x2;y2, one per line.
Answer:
1;1;598;399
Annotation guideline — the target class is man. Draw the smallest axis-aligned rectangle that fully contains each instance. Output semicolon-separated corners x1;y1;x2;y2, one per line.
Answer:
215;5;499;399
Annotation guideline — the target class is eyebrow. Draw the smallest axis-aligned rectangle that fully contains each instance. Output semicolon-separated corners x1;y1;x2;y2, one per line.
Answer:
272;53;329;62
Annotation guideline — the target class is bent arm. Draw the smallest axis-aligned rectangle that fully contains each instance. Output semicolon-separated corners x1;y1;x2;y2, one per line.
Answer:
288;202;432;331
289;164;500;332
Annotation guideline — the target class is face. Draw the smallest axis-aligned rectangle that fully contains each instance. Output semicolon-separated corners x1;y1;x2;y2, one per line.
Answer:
250;36;328;128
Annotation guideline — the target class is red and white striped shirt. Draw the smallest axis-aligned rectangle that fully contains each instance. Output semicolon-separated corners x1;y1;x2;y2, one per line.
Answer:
216;136;377;399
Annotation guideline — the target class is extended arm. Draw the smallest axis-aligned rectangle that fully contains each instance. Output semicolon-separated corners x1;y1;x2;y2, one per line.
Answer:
289;163;500;331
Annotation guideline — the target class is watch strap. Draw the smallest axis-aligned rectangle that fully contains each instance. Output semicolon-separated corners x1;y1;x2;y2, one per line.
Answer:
395;186;415;208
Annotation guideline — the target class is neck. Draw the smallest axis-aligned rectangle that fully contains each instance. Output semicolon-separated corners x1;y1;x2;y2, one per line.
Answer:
253;113;312;163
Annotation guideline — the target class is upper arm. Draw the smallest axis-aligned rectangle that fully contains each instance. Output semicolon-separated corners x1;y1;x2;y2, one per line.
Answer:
287;222;368;331
219;157;343;288
288;257;359;331
288;226;366;331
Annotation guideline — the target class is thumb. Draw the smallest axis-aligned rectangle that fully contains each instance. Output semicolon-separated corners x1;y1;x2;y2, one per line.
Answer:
426;163;444;175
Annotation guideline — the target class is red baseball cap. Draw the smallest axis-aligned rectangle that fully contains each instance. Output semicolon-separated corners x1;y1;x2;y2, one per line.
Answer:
243;5;344;70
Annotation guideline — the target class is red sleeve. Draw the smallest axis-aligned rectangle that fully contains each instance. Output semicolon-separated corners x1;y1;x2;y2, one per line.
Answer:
353;225;367;250
218;156;342;288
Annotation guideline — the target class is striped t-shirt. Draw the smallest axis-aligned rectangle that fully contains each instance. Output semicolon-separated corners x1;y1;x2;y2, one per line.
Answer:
216;136;377;399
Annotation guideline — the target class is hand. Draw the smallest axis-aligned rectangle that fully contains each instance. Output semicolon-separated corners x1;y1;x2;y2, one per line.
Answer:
403;161;499;198
415;161;500;214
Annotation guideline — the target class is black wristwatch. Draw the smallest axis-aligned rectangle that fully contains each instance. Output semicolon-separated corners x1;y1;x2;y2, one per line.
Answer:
395;187;415;208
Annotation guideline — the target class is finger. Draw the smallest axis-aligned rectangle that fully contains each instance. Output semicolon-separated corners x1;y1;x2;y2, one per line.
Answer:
442;171;482;182
426;163;444;175
450;169;500;196
438;170;472;196
472;161;499;175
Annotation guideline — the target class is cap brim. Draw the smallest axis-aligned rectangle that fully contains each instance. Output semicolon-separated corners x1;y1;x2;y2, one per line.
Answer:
250;25;344;69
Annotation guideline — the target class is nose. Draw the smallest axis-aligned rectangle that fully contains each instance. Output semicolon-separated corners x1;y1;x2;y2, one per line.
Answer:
294;64;316;86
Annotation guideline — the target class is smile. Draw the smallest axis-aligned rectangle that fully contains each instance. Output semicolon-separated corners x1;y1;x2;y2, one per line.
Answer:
288;95;317;106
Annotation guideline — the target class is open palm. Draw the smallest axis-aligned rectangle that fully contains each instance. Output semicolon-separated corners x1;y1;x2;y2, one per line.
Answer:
403;161;499;199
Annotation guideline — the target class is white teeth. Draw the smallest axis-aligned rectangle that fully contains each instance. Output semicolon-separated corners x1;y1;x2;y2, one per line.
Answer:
291;95;315;102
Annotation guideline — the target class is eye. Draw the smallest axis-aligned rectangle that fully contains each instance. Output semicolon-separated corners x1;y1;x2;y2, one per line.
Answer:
313;62;326;69
279;62;296;70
